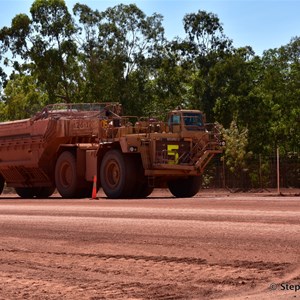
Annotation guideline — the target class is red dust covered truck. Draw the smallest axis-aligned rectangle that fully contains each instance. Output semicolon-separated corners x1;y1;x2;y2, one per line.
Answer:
0;103;223;198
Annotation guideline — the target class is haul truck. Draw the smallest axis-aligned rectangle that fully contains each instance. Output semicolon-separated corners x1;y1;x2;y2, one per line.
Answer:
0;102;223;199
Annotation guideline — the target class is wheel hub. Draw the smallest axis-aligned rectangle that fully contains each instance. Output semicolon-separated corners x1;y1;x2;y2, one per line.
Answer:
106;160;121;188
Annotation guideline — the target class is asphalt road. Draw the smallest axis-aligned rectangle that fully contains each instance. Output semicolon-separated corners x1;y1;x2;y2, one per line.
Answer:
0;190;299;299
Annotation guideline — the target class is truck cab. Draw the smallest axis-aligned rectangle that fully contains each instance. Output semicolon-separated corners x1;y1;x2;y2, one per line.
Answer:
168;109;206;134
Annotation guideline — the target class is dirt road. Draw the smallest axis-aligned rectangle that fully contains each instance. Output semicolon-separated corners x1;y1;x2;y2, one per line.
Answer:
0;189;299;299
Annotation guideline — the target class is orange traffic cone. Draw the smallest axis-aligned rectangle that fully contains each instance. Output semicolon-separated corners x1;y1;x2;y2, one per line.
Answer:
91;175;97;199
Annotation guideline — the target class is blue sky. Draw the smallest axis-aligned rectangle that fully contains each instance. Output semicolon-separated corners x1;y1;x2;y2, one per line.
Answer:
0;0;299;56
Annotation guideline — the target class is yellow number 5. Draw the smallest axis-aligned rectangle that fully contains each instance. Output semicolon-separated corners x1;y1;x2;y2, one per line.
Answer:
167;144;179;164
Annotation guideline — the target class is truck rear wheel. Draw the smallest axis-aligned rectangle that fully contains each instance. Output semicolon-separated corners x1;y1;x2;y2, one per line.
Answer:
77;183;93;198
55;151;79;198
100;150;136;199
0;175;4;195
15;187;36;198
35;187;56;198
15;186;55;198
168;176;202;198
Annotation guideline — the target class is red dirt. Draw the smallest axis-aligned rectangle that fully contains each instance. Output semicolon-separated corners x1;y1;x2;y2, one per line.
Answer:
0;189;299;299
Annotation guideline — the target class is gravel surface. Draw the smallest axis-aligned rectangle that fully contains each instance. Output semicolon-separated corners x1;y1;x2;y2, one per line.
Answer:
0;189;299;299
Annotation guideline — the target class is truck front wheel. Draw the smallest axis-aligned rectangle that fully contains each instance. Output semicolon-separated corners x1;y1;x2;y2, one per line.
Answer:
55;151;78;198
168;176;202;198
133;180;154;198
100;150;136;199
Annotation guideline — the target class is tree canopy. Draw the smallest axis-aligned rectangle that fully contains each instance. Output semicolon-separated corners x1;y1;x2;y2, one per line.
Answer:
0;0;299;157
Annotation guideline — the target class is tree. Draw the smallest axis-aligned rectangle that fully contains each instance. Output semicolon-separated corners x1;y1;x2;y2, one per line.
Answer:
74;3;165;114
211;47;275;154
1;73;48;121
0;0;79;103
222;119;252;172
259;37;300;153
222;119;253;189
142;50;193;117
181;10;233;120
30;0;79;102
183;10;231;58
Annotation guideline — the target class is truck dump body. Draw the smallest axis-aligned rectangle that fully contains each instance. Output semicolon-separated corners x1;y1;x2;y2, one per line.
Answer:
0;103;115;189
0;117;54;187
0;103;223;199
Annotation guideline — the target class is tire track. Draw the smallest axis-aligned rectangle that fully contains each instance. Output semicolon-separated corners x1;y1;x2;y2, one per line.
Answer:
0;248;293;299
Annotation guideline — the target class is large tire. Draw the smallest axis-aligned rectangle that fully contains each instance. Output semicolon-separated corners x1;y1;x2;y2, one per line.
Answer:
132;176;154;198
35;186;56;198
100;150;136;199
0;175;4;195
77;183;93;198
168;176;202;198
55;151;79;198
15;187;36;198
134;182;154;198
15;186;55;198
130;156;153;198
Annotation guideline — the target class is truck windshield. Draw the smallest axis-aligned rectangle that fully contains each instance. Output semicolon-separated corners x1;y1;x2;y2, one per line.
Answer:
169;114;181;125
183;113;203;130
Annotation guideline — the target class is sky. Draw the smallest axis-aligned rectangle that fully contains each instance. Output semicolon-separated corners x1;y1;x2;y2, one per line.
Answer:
0;0;299;56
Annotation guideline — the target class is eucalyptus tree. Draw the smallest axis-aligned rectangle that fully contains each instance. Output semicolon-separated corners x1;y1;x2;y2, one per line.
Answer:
142;40;195;117
260;37;300;153
0;67;6;91
30;0;79;102
0;0;79;103
73;3;123;104
1;73;48;120
181;10;233;120
211;47;256;127
73;3;165;114
142;10;234;119
211;46;274;154
284;37;300;151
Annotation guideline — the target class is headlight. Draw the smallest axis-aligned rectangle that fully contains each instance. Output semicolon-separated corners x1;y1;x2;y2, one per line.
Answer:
129;146;137;152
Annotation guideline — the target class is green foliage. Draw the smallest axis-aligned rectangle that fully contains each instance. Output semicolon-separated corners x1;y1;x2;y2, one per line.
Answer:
182;10;233;121
0;1;298;157
73;3;165;113
143;56;193;117
1;0;78;103
258;38;300;153
222;120;252;173
1;74;48;120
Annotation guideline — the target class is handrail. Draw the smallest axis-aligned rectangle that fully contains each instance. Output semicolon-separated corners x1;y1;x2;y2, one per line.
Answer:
31;102;122;121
